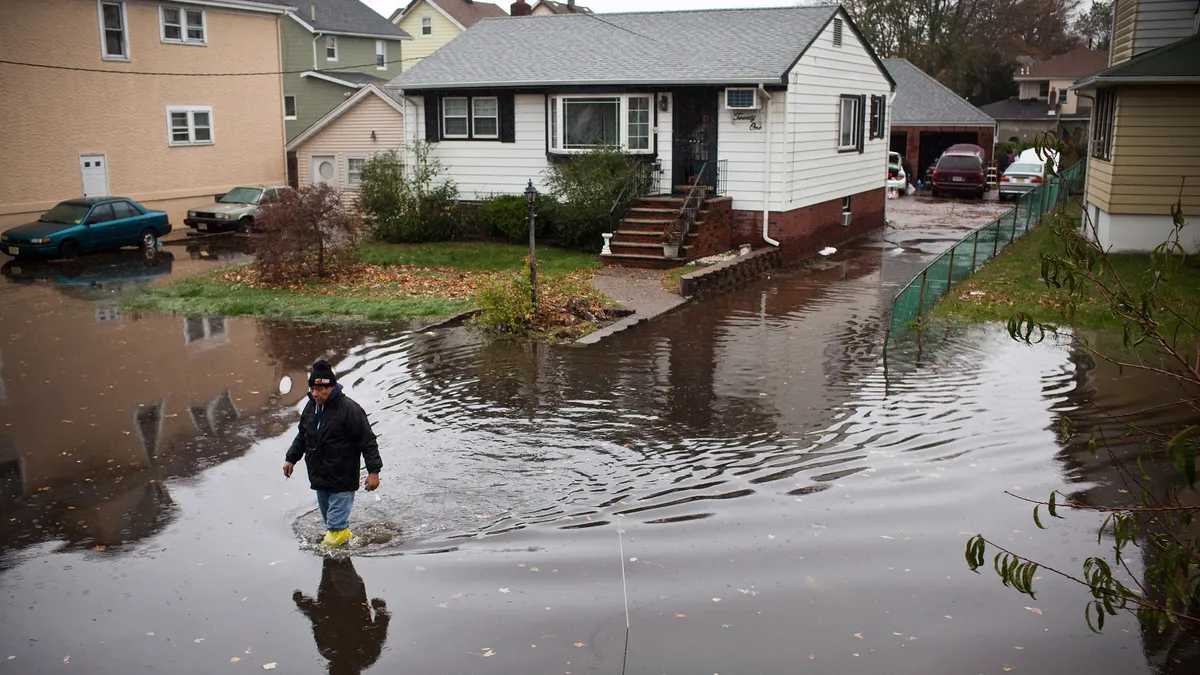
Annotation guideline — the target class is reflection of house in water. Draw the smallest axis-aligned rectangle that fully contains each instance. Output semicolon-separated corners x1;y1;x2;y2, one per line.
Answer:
184;315;229;347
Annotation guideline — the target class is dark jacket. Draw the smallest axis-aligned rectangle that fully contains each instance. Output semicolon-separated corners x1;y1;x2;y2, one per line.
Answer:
293;558;389;675
286;385;382;492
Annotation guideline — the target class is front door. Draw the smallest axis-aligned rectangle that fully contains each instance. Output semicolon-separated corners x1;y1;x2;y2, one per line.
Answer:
310;155;338;188
79;154;110;198
672;89;719;193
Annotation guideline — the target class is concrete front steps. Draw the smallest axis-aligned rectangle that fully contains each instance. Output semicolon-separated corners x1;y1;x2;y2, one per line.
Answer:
600;195;707;269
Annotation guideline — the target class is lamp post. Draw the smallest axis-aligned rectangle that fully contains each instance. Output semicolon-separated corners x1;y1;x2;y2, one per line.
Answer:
524;180;538;310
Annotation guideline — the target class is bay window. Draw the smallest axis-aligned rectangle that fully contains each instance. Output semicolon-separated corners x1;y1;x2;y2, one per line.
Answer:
548;94;655;154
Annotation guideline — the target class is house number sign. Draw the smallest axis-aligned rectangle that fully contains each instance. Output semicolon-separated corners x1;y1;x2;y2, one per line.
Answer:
733;111;762;130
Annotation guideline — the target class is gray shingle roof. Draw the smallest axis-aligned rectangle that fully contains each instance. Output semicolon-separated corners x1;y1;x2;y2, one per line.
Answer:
883;59;995;126
390;6;845;89
267;0;411;39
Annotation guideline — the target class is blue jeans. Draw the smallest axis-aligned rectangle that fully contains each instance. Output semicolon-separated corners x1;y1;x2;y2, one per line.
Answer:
316;490;355;531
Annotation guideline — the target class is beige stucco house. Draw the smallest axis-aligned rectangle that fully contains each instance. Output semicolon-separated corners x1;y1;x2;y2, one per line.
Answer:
1074;0;1200;252
389;0;506;71
286;85;406;201
0;0;290;230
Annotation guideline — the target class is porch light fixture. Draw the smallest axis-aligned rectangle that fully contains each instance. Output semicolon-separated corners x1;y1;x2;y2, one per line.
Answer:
370;130;376;140
658;94;669;112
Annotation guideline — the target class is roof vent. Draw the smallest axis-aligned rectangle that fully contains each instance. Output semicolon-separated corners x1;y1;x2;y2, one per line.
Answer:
833;18;843;47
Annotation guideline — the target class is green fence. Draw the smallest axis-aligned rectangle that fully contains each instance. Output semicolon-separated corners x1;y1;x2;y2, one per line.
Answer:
886;160;1086;341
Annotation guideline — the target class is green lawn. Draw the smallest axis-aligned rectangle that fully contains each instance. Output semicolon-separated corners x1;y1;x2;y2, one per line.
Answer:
934;206;1200;334
124;275;473;321
358;241;599;277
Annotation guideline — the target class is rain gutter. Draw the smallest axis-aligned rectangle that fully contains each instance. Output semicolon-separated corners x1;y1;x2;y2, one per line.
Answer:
759;84;779;247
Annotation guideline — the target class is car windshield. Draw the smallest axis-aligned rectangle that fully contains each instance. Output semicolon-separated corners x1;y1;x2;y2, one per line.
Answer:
1006;163;1042;175
219;187;263;204
38;203;92;225
938;156;981;171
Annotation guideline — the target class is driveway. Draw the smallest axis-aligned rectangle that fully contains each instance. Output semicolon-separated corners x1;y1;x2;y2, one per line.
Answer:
882;191;1014;257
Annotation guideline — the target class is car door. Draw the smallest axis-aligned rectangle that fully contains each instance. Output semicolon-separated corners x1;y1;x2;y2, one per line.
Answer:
109;200;145;245
82;203;117;252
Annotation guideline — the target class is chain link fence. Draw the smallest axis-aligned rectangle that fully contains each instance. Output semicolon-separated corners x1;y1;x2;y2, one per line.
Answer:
886;160;1086;341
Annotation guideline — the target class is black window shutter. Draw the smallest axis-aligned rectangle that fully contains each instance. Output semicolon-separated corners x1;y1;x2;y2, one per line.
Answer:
857;94;866;153
868;96;880;140
879;96;887;139
499;93;515;143
424;93;439;142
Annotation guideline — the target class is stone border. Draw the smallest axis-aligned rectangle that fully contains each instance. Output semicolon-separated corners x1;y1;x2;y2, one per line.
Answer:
572;297;688;346
678;248;782;298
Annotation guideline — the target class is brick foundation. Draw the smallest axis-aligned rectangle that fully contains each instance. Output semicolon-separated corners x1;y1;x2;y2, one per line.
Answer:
691;197;732;259
730;188;886;265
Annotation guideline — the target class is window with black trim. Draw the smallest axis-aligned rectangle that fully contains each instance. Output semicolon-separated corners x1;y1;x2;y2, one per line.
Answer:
868;95;887;140
1091;89;1115;161
442;97;468;138
284;95;296;120
838;95;862;151
472;97;499;138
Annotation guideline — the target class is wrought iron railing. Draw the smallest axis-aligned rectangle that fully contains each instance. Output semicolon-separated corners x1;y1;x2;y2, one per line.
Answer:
609;161;657;231
885;160;1086;342
664;162;708;249
715;159;728;196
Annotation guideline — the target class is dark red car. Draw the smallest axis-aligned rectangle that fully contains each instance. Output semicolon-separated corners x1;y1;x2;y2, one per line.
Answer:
931;152;986;199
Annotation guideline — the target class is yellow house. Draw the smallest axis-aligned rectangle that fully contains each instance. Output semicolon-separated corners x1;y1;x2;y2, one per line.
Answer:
389;0;507;71
0;0;291;231
1075;0;1200;252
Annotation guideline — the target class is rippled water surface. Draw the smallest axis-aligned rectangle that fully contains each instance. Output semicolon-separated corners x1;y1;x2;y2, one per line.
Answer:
1;240;1196;674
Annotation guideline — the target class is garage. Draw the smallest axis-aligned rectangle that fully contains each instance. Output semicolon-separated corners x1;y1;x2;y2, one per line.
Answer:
883;59;996;185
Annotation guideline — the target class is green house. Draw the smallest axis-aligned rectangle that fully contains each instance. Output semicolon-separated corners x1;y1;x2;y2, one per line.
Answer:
275;0;411;155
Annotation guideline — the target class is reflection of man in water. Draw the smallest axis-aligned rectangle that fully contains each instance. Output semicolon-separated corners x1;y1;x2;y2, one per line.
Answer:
293;558;390;675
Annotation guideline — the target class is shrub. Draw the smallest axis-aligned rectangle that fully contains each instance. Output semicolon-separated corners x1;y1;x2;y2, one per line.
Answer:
542;149;635;251
254;183;363;281
479;194;559;242
474;267;534;333
358;144;461;243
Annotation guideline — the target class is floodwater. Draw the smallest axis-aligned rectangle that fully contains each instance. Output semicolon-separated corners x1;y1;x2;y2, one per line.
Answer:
0;231;1196;674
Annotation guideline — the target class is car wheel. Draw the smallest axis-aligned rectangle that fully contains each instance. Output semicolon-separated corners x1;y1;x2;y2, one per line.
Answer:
140;228;159;250
58;240;80;260
237;217;254;235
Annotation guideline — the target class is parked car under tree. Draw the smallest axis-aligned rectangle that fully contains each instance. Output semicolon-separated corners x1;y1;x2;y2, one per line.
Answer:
0;197;171;259
184;185;293;234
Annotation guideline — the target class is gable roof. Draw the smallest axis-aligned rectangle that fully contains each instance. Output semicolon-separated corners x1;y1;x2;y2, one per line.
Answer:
302;70;391;88
390;6;892;89
270;0;412;39
531;1;591;14
883;59;995;126
391;0;507;28
1015;48;1109;81
286;84;406;151
1075;33;1200;87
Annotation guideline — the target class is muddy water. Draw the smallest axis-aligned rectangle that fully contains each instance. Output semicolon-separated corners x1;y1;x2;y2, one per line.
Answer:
0;238;1196;674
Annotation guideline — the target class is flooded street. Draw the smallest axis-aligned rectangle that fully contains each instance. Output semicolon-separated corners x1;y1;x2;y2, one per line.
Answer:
1;228;1196;674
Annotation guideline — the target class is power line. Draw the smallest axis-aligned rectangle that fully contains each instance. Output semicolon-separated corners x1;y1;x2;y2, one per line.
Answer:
0;55;421;77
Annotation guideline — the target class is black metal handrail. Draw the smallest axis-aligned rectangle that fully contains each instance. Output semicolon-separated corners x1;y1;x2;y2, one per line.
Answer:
608;162;655;231
665;162;707;247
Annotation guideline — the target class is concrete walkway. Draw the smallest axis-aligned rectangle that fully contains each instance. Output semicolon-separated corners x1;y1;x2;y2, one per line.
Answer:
576;267;688;345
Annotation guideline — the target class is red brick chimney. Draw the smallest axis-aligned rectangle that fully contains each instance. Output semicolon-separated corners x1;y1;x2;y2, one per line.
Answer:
511;0;531;16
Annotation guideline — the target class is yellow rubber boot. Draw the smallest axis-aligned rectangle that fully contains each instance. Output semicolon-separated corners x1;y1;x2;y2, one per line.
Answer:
321;528;352;548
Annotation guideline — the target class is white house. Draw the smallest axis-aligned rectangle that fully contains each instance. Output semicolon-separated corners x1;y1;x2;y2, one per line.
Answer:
389;5;895;263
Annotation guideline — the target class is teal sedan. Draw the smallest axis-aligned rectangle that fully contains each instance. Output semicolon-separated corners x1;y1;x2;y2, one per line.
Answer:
1;197;171;259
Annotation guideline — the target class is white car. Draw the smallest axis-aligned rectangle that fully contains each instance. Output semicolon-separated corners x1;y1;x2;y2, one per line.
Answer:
886;152;907;192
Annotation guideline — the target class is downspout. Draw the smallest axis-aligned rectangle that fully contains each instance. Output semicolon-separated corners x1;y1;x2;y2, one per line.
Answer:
758;84;779;247
312;33;320;71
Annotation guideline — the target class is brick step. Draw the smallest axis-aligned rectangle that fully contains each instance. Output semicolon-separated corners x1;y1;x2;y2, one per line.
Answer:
600;252;693;269
628;206;677;215
612;229;699;246
621;217;674;227
608;240;697;256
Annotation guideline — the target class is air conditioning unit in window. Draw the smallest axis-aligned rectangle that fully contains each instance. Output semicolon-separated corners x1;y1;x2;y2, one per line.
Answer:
724;88;759;110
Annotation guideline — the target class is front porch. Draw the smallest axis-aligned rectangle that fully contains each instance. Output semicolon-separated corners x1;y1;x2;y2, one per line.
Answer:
599;194;733;269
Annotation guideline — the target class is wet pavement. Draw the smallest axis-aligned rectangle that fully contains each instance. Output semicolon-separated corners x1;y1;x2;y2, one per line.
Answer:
1;226;1197;674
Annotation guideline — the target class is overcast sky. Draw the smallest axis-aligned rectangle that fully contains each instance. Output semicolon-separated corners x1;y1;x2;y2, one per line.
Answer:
360;0;803;18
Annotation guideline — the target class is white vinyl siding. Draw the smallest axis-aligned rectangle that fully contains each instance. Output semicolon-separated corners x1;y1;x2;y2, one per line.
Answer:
160;5;206;45
98;1;129;60
656;93;674;194
408;94;551;198
166;106;214;146
779;12;891;210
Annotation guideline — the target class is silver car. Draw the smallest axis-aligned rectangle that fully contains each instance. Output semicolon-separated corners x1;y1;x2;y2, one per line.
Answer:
998;162;1044;201
184;185;293;233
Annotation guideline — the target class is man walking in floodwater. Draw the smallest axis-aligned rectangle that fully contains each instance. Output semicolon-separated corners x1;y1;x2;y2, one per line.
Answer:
283;360;382;548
